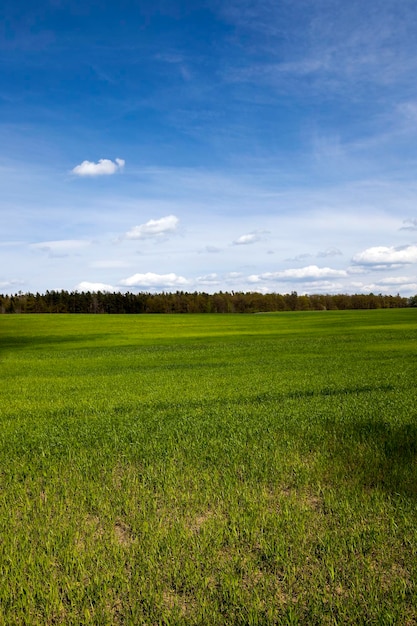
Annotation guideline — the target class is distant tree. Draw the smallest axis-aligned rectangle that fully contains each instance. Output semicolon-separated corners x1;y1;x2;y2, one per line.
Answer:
0;289;411;314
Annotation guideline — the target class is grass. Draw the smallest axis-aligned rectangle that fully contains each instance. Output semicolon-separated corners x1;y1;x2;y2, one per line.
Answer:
0;309;417;624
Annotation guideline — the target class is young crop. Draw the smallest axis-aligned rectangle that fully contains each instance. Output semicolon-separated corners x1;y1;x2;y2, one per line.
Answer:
0;310;416;624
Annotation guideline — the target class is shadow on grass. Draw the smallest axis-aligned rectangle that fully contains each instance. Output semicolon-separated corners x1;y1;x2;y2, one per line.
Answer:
0;333;105;353
336;419;417;498
124;384;396;413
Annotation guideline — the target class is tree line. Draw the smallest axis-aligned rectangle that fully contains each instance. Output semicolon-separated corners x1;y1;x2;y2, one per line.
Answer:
0;290;414;314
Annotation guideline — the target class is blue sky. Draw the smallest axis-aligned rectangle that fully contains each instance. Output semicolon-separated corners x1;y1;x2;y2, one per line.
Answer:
1;0;417;296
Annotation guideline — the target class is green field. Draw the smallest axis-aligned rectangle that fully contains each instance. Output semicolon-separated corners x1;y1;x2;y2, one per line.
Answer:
1;310;417;625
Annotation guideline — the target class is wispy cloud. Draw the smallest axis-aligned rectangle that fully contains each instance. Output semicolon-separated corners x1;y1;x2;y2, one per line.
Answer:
124;215;179;240
196;273;220;285
397;102;417;123
3;3;417;298
317;247;343;258
286;248;343;262
90;259;130;269
0;279;24;292
72;158;125;177
400;218;417;231
199;245;222;254
0;240;24;246
220;0;417;98
30;240;91;257
285;253;313;262
301;280;345;294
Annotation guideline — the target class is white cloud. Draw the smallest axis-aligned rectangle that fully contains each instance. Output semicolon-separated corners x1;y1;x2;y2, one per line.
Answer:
302;281;345;294
72;158;125;177
248;265;347;283
196;273;220;285
364;276;417;294
397;283;417;292
349;280;417;295
119;272;189;288
377;275;415;285
30;240;91;257
346;266;367;275
124;215;179;240
225;272;243;280
233;232;265;245
75;281;114;292
352;245;417;268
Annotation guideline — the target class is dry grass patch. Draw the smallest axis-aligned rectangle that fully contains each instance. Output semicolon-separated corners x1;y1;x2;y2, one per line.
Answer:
161;588;197;620
75;514;105;551
114;520;135;546
188;509;215;533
